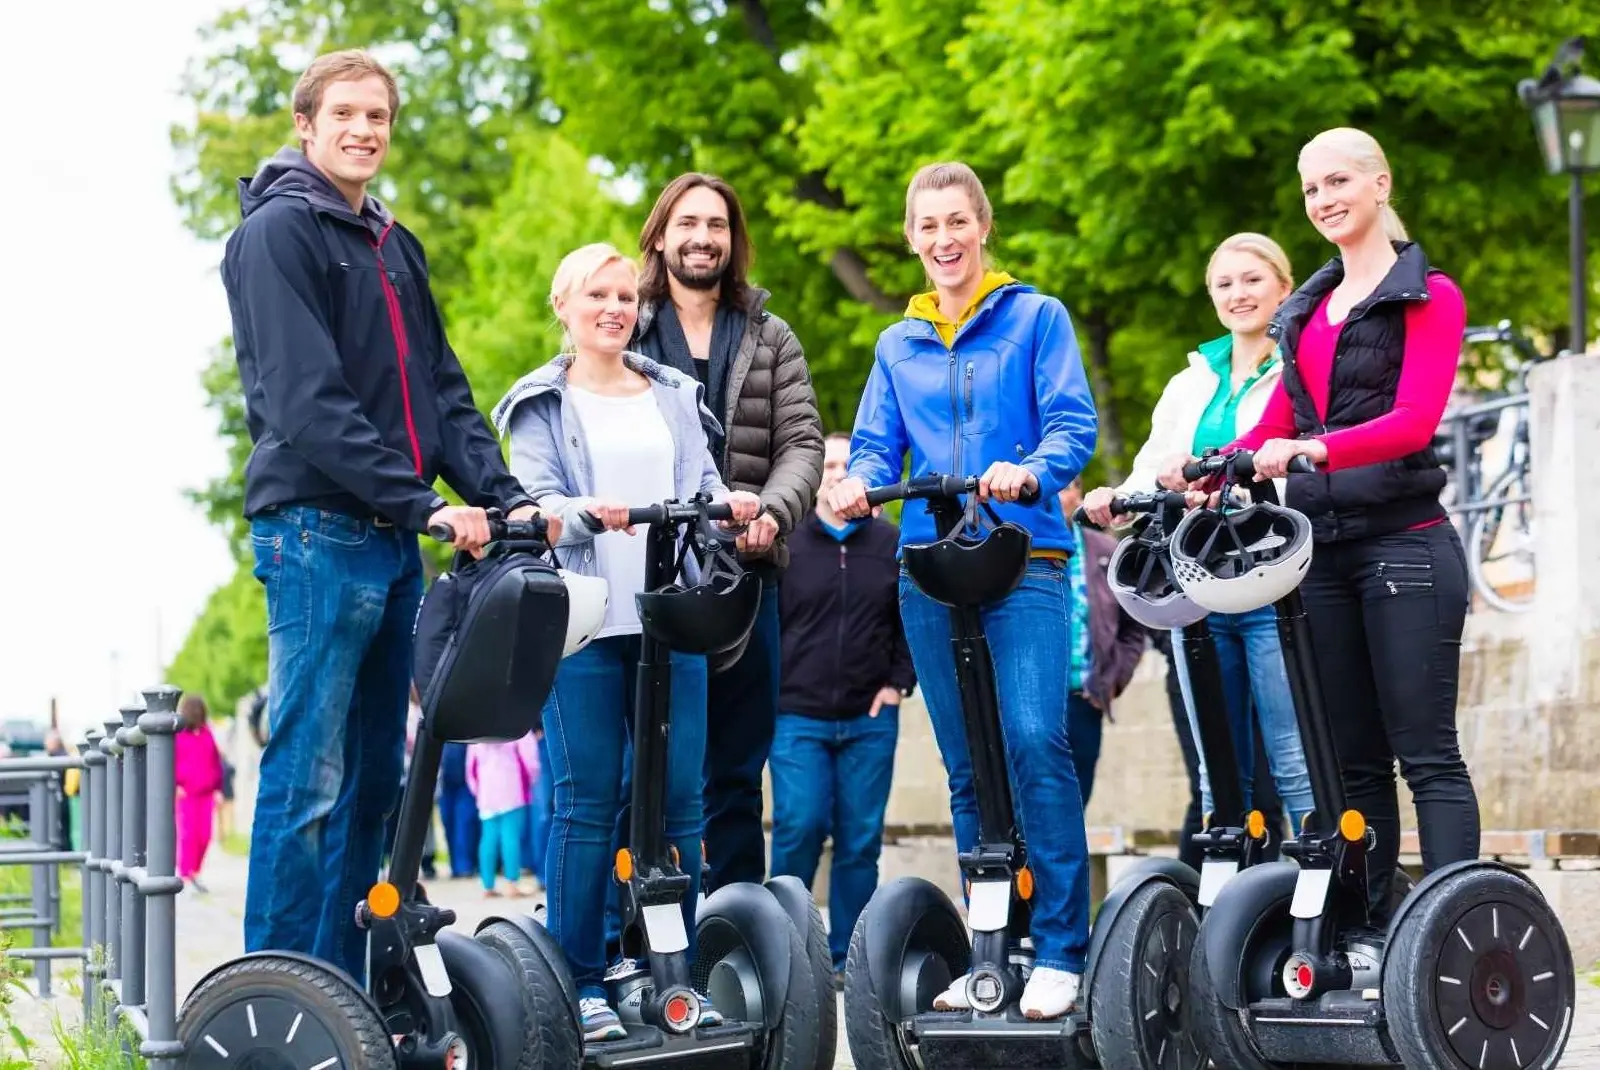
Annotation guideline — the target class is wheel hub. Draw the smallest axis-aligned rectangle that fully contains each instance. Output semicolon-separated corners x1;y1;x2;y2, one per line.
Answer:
1469;949;1521;1030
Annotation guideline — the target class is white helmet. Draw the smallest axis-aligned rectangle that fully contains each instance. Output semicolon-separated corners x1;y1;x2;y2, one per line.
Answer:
1169;502;1313;615
557;570;609;657
1107;534;1210;630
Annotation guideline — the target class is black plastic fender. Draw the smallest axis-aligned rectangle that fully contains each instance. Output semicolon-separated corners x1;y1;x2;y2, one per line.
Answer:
1377;858;1542;990
1197;861;1299;1010
179;946;380;1017
1083;856;1199;993
697;880;799;1033
476;910;580;1014
856;877;969;1023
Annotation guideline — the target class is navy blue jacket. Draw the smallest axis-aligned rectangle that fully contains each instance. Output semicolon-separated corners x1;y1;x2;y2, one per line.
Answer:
222;149;531;531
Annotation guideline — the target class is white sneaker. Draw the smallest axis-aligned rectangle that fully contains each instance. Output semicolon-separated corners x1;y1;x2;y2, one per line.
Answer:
932;973;972;1011
1019;966;1081;1020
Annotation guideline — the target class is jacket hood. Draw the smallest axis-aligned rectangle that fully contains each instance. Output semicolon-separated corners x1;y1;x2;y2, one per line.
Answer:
489;350;723;437
237;147;393;233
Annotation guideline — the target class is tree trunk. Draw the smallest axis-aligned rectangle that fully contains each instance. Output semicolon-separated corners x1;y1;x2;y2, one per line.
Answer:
1082;311;1125;484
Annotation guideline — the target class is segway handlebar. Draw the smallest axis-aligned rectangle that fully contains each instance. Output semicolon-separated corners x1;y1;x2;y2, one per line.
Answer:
574;496;766;533
1071;488;1188;531
863;473;1042;507
427;514;550;544
1181;449;1318;483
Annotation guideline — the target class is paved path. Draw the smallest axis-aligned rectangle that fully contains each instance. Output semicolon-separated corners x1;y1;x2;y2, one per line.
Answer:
10;848;1600;1066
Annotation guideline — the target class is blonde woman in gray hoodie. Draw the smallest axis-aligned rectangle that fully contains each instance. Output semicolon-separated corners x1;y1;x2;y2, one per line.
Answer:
1081;232;1315;839
492;242;760;1042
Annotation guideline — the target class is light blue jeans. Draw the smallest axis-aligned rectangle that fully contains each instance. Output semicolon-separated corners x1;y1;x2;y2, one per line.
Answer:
1171;606;1314;832
899;560;1090;973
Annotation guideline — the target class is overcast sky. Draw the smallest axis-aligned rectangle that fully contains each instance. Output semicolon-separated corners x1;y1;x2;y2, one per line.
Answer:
1;0;238;739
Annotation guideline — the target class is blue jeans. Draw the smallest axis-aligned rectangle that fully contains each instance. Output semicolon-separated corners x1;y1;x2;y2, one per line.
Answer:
544;635;708;994
702;580;781;889
525;730;554;883
1065;692;1104;808
1172;606;1315;831
768;710;899;971
480;809;525;891
899;561;1090;973
438;777;479;879
244;506;421;983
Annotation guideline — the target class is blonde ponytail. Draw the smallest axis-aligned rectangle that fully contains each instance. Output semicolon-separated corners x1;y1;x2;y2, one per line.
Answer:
1379;203;1408;242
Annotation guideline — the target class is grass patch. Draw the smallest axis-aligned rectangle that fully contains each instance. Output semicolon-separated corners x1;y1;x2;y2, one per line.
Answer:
219;830;250;858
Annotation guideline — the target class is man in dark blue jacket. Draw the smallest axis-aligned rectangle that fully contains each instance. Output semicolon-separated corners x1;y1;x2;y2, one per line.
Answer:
770;434;915;979
222;48;549;981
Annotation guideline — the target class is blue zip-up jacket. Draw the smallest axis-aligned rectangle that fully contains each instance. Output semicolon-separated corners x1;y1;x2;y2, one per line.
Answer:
847;282;1098;554
222;149;532;531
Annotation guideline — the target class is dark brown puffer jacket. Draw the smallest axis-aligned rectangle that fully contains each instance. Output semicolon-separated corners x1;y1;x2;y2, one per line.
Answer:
721;289;824;570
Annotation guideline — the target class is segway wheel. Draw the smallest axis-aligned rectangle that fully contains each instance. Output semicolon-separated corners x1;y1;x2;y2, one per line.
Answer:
435;929;545;1069
696;883;823;1070
1383;866;1574;1070
1088;880;1204;1070
842;879;969;1070
475;919;584;1070
1187;903;1288;1070
766;875;838;1070
177;952;396;1069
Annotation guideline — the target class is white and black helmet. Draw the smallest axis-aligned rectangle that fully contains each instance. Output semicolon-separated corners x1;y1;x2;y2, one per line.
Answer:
1169;501;1313;615
1107;532;1210;630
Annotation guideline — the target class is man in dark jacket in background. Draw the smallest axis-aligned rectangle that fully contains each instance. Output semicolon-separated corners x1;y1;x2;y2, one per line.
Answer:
222;49;550;982
770;434;915;979
1058;479;1149;807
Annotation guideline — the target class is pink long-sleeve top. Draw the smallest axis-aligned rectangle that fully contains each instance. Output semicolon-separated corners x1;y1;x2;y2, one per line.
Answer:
465;732;540;819
174;723;224;797
1232;273;1466;483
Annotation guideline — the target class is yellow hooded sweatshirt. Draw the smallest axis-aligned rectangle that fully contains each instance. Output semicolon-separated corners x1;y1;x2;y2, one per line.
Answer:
905;270;1018;348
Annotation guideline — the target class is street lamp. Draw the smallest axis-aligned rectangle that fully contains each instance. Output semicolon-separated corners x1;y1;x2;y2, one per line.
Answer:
1519;36;1600;355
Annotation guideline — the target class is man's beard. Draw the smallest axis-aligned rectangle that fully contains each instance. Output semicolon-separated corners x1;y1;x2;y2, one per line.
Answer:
667;244;726;291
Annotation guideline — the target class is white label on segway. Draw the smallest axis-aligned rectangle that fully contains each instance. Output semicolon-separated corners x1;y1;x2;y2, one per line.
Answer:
642;902;690;954
414;941;454;997
968;879;1012;933
1198;858;1239;908
1290;867;1334;919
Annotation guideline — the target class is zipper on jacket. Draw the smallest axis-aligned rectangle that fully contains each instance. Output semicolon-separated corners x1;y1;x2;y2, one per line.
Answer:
833;542;848;714
964;362;975;420
947;351;961;474
371;223;425;477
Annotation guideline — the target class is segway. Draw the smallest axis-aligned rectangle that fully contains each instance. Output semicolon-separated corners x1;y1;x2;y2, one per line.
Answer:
841;474;1197;1070
534;493;824;1070
178;514;591;1070
1178;449;1575;1070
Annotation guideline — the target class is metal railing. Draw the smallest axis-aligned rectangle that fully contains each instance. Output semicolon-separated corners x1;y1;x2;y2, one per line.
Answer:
1437;390;1532;534
0;685;183;1068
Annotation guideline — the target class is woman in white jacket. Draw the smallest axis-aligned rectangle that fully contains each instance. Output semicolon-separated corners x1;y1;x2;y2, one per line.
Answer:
1081;232;1315;835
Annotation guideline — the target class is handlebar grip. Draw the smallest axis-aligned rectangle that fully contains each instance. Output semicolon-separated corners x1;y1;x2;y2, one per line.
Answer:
428;523;454;542
1288;455;1318;475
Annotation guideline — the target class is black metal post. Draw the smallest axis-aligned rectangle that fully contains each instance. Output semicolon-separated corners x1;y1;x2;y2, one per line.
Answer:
628;520;679;870
1273;591;1348;832
1180;620;1247;824
1572;170;1588;355
386;731;442;896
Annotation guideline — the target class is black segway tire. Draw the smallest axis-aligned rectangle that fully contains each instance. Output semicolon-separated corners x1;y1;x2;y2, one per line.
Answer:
697;882;823;1070
177;951;396;1069
476;919;584;1070
1382;865;1575;1070
1088;880;1205;1070
842;878;969;1070
436;928;543;1068
766;874;838;1070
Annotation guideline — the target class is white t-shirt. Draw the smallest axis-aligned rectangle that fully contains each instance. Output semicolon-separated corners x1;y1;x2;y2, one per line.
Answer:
567;385;676;637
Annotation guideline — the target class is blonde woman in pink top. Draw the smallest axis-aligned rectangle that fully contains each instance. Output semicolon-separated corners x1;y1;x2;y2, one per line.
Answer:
466;733;540;898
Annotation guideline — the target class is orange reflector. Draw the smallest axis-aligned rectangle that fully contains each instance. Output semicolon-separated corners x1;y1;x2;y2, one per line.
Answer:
671;845;680;866
1247;811;1267;839
1016;867;1034;901
616;849;634;882
367;881;400;919
1339;810;1366;842
665;995;691;1025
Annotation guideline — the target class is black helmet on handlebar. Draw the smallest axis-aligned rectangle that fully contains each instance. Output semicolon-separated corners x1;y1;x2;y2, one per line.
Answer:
901;492;1032;608
635;502;763;671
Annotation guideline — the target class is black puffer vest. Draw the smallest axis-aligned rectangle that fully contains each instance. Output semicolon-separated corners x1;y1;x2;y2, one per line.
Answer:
1266;241;1448;543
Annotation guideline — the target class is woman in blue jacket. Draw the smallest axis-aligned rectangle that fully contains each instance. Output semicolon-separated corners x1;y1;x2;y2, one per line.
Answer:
827;161;1099;1020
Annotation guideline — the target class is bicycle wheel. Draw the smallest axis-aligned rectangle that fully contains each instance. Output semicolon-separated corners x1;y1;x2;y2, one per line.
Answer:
1467;466;1535;613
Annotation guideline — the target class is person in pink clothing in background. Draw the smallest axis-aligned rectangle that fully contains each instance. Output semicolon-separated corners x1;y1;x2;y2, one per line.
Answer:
466;732;539;898
175;695;226;893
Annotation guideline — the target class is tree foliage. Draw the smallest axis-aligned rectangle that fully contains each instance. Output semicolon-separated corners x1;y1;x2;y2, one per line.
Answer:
167;0;1593;682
